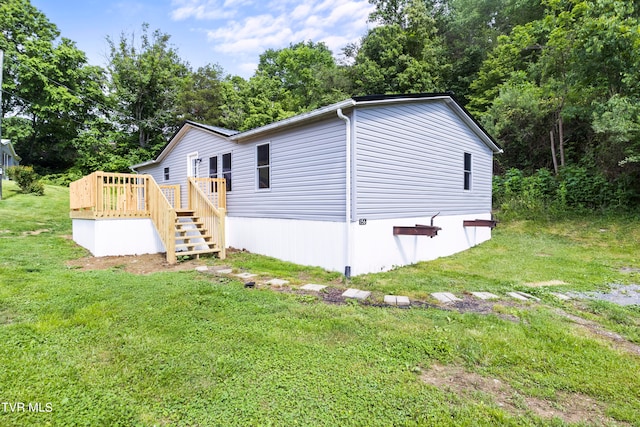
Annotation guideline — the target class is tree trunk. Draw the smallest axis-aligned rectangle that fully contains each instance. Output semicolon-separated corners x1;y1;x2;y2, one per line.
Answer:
550;129;559;175
558;115;565;167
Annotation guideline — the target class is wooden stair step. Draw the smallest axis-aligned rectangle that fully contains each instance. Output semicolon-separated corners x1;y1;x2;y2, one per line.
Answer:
175;242;216;250
175;248;221;257
175;222;204;229
176;215;199;221
176;234;213;241
175;229;210;235
176;210;196;216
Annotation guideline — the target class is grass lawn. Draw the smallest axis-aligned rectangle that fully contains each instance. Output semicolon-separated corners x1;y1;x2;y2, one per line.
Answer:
1;181;639;426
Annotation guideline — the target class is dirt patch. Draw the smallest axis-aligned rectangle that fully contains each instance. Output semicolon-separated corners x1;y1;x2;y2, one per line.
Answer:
524;280;567;287
451;296;497;315
22;229;50;236
66;253;208;275
421;363;617;425
555;308;640;356
0;309;17;325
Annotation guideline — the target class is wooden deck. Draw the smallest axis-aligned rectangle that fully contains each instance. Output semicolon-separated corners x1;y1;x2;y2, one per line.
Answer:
70;172;226;263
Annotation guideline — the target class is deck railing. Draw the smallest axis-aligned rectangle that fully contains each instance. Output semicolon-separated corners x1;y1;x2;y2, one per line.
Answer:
190;177;227;210
70;172;226;264
70;172;149;218
188;177;226;259
149;179;178;264
159;184;181;209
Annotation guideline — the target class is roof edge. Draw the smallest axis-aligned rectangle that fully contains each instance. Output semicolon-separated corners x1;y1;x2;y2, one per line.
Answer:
232;99;356;141
353;93;502;153
1;139;21;161
131;121;236;170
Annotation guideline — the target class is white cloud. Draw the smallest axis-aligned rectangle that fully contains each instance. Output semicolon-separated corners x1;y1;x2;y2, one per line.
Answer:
171;0;375;76
170;0;236;20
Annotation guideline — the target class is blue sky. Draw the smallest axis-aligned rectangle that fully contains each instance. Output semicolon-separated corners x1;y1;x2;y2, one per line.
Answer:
31;0;376;78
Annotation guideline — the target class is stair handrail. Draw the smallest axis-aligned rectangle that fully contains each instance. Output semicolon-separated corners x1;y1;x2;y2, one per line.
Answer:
147;175;178;263
188;177;226;259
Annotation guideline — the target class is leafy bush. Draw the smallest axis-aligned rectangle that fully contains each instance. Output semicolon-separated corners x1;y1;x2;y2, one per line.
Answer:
43;168;84;187
493;166;633;219
6;165;45;196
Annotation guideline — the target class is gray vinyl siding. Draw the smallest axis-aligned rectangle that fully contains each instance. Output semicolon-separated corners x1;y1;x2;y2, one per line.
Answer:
137;127;229;208
354;101;493;220
230;119;346;221
139;119;347;222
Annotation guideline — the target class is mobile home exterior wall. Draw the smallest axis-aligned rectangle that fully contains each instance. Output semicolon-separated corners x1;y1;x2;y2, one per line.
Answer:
132;94;500;275
353;100;493;220
138;119;348;222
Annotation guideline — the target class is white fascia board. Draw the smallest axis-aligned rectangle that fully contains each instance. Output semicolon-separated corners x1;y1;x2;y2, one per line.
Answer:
232;99;357;142
130;159;156;171
131;122;234;171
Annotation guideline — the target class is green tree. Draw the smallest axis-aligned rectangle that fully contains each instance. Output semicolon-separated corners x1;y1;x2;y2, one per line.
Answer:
107;24;190;153
178;64;226;125
350;0;450;95
0;0;108;173
470;0;640;201
255;41;349;113
438;0;545;100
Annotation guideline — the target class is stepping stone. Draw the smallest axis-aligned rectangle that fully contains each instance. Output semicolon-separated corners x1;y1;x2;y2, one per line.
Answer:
266;278;289;288
516;291;541;301
384;295;411;306
507;292;529;301
301;284;327;292
431;292;462;303
471;291;499;300
396;296;410;306
235;272;257;279
342;288;371;300
550;292;571;301
215;268;233;274
508;291;541;301
195;266;209;272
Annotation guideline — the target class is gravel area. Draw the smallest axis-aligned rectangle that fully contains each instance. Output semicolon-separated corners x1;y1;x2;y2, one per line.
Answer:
569;284;640;306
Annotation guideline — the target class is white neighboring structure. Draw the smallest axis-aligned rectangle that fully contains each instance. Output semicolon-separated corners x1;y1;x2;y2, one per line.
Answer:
131;93;502;276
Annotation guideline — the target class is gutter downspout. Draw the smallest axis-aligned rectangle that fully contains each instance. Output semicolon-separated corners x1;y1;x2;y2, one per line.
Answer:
337;108;352;278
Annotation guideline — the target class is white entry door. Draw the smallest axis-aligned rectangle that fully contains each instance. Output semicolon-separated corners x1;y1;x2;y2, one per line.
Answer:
187;152;199;178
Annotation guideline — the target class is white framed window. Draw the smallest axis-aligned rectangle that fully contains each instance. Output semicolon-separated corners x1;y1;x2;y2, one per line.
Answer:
464;152;472;191
187;152;199;178
256;143;270;190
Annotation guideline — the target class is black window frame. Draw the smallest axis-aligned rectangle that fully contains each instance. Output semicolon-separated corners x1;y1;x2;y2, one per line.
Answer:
163;167;170;181
222;153;232;192
464;152;472;191
256;143;270;190
209;156;219;192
